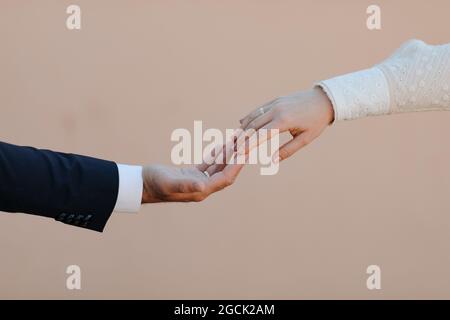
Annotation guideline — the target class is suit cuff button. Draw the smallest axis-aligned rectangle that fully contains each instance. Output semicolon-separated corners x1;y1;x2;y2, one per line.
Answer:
56;212;67;221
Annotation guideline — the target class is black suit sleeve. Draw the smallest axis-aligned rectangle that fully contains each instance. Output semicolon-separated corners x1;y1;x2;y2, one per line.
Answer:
0;141;119;232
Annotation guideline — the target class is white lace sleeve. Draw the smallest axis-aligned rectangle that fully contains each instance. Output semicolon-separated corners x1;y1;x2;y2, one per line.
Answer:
316;39;450;121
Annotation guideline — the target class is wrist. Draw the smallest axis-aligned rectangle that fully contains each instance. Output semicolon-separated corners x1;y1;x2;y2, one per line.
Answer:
141;165;160;204
312;86;335;124
141;183;149;204
141;168;150;204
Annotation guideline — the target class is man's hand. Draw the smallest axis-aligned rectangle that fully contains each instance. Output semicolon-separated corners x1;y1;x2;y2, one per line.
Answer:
141;143;244;203
239;87;334;162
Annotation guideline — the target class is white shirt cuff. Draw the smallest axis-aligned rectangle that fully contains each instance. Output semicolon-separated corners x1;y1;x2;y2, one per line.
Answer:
113;164;143;213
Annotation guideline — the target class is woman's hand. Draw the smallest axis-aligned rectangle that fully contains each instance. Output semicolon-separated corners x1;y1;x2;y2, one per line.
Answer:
239;87;334;162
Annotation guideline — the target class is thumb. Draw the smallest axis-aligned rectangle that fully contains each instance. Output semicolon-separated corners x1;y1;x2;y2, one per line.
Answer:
273;133;311;163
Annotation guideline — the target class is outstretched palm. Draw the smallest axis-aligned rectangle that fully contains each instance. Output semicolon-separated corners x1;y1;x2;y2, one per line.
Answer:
141;143;243;203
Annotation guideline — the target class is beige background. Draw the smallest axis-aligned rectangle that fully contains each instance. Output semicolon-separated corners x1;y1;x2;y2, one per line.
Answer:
0;0;449;299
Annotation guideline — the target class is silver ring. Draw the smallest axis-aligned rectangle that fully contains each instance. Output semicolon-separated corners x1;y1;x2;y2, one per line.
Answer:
258;107;265;115
203;171;210;178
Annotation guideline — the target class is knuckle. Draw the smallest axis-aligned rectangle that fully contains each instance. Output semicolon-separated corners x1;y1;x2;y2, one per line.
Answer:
274;96;286;105
279;148;291;160
301;135;312;146
245;127;257;136
246;121;256;130
193;181;206;193
273;100;283;110
226;176;235;186
222;178;232;187
272;97;281;104
277;111;290;123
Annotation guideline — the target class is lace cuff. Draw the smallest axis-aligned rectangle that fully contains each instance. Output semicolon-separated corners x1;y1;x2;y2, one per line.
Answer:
316;67;391;121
